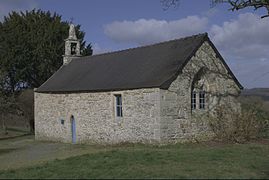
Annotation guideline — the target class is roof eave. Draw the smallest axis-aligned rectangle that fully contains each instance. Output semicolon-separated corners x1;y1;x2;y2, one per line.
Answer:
34;86;162;94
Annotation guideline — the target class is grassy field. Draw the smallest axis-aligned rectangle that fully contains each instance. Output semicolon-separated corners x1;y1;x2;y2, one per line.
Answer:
0;141;268;179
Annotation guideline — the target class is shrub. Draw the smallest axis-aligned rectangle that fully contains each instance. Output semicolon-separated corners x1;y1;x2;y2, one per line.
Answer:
240;96;269;139
208;97;269;143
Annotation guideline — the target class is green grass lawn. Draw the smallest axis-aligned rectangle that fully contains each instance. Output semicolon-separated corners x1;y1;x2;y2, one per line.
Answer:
0;142;268;179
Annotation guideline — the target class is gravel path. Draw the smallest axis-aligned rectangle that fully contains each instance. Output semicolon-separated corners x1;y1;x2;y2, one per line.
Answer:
0;135;104;170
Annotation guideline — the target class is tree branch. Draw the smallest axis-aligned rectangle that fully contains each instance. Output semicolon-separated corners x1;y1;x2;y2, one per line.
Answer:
212;0;269;18
160;0;180;10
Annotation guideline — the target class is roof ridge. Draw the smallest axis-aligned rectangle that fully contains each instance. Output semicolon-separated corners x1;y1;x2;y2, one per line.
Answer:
79;32;208;60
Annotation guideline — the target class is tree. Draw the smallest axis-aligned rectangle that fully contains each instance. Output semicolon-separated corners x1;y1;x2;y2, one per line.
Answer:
0;9;93;93
81;44;93;56
17;89;34;133
212;0;269;18
161;0;269;18
0;93;17;135
161;0;180;10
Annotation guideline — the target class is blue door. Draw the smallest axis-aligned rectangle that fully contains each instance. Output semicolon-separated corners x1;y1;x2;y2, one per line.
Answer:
71;116;76;143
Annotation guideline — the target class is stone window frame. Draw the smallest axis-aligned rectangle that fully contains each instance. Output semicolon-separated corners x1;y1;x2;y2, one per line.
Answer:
192;88;207;111
191;90;196;110
199;90;206;109
114;94;123;117
191;67;209;112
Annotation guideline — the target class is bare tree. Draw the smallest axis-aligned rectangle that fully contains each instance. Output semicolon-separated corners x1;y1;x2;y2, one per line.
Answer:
161;0;269;18
212;0;269;18
161;0;180;10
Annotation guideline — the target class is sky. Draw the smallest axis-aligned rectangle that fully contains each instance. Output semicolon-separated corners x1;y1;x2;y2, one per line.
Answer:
0;0;269;88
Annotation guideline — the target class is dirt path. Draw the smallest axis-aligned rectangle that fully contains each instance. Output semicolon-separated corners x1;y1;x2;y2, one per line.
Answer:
0;135;105;170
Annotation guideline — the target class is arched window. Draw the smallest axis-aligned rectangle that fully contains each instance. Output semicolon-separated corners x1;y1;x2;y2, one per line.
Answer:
191;67;208;111
70;115;76;143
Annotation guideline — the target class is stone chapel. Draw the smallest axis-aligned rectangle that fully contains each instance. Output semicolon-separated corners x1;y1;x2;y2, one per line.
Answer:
34;24;243;144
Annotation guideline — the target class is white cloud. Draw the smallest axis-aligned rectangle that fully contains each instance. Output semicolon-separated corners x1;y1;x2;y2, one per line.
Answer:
202;7;219;18
104;16;208;45
103;13;269;87
209;13;269;88
0;0;38;20
92;43;111;55
210;13;269;60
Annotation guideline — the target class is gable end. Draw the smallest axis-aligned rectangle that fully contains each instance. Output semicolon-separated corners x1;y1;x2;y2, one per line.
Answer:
160;35;243;90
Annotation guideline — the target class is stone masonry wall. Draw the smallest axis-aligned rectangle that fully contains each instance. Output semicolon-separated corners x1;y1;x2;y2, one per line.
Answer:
35;88;161;144
160;41;241;143
35;41;241;144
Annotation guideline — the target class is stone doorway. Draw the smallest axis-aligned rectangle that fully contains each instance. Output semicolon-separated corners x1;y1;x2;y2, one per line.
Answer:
71;115;76;143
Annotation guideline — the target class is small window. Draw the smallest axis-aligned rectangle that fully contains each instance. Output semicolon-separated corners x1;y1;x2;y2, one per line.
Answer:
191;91;196;110
71;43;77;55
115;94;123;117
199;91;205;109
60;119;65;125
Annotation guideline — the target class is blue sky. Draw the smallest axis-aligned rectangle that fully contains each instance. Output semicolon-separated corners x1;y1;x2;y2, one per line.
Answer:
0;0;269;88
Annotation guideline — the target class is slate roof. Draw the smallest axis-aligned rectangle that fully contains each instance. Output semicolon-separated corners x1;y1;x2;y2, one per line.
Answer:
36;33;243;93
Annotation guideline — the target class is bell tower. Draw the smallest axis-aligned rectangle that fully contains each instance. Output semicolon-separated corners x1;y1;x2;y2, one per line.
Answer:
63;24;81;65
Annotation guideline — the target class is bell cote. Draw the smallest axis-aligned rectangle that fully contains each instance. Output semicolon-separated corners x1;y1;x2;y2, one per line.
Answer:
63;24;81;65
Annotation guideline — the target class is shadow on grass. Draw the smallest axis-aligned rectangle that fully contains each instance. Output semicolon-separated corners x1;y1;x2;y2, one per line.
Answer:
0;148;17;155
0;132;32;141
